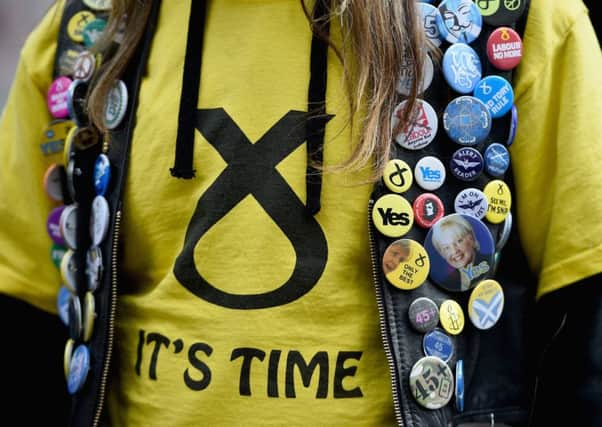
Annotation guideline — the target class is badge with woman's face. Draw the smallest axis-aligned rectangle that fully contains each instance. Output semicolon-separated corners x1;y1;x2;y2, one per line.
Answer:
424;213;494;292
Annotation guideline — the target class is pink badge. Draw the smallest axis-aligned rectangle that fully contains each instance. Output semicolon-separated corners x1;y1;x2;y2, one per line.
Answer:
487;27;523;71
47;76;73;118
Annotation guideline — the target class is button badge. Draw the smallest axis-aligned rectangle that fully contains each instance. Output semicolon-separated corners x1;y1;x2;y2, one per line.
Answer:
372;194;414;238
409;356;454;410
383;159;412;194
382;239;430;290
468;279;504;330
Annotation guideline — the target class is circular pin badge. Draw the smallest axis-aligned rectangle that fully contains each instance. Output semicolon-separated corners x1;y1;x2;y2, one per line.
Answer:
68;295;83;340
72;51;96;82
63;126;78;166
103;80;128;130
487;27;523;70
72;126;100;151
469;279;505;329
47;206;66;246
417;3;443;47
454;188;488;219
83;0;112;10
456;359;465;412
484;143;510;177
65;159;77;201
443;96;491;146
496;211;512;251
43;119;74;157
83;292;96;342
82;18;107;48
90;195;110;246
507;104;518;146
372;194;414;238
425;214;495;292
392;100;438;151
397;53;434;96
383;239;430;290
57;286;71;326
47;76;73;119
413;193;445;228
86;246;103;292
483;179;511;223
61;249;78;293
67;344;91;395
475;0;527;26
410;356;454;410
59;47;85;77
383;159;412;194
414;156;446;191
409;297;440;333
67;79;89;128
437;0;482;44
67;11;96;43
43;164;64;202
423;329;454;362
440;299;465;335
450;147;484;181
473;75;514;119
442;43;482;94
63;338;75;379
60;204;78;250
51;243;67;269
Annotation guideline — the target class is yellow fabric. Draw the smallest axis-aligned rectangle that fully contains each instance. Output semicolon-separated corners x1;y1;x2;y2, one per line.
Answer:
0;0;600;425
512;0;602;299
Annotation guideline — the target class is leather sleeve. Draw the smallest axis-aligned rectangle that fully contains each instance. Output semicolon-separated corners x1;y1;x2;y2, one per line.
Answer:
531;275;602;427
0;293;70;424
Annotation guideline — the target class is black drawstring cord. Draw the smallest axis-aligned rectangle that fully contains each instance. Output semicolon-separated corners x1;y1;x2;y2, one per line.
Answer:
306;0;330;215
171;0;207;179
171;0;331;217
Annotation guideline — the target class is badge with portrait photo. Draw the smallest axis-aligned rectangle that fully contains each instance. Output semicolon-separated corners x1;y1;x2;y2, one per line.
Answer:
382;239;430;291
424;213;494;292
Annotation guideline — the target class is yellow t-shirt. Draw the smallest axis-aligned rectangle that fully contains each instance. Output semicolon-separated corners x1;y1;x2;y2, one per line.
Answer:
0;0;600;425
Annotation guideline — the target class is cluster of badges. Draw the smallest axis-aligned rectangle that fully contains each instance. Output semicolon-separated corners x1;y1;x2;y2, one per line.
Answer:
45;0;120;396
374;0;525;412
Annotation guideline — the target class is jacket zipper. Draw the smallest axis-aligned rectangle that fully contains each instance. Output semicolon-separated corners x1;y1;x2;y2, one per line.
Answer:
368;200;404;426
92;209;122;427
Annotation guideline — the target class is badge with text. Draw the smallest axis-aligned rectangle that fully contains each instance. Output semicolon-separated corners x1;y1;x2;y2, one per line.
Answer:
372;194;414;238
415;156;446;191
425;214;495;292
454;188;488;219
409;297;440;333
468;279;504;329
382;239;430;290
42;120;73;157
483;180;511;223
418;3;443;47
487;27;523;70
410;356;454;410
397;53;434;96
442;43;482;94
450;147;484;182
473;75;514;119
392;100;438;151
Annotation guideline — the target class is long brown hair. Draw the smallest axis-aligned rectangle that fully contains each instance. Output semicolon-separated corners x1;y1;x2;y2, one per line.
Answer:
88;0;427;180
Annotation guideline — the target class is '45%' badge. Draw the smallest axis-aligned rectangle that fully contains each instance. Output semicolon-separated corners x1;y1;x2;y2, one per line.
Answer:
410;356;454;410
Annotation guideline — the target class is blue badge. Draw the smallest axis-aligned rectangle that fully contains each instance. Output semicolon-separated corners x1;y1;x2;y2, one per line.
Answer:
423;328;454;362
57;286;71;327
456;359;465;412
484;143;510;176
507;104;518;146
418;3;443;47
443;96;491;146
424;213;495;292
473;75;514;119
94;154;111;196
67;344;91;395
437;0;483;44
450;147;484;181
443;43;482;94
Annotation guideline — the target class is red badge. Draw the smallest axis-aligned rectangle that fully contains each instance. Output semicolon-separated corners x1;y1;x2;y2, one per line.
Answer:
413;193;445;229
487;27;523;71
